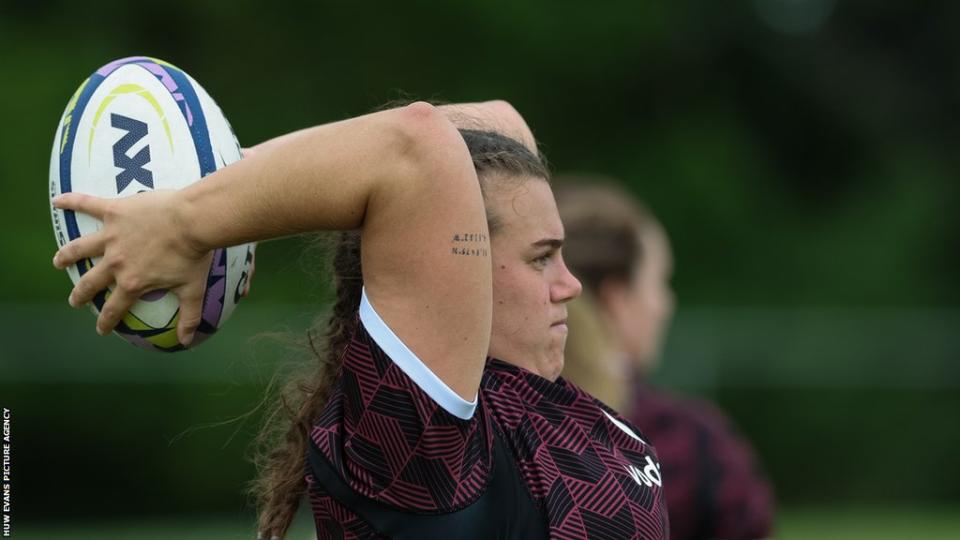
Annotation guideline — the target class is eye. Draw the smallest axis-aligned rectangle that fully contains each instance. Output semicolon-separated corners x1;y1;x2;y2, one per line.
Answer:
531;251;553;269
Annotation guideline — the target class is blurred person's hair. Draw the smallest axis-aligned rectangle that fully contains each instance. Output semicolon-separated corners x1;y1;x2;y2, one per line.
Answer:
554;176;659;412
556;175;776;540
554;176;656;293
562;290;626;409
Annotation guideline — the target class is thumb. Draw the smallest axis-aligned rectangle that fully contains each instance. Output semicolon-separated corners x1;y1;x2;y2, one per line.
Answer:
175;284;206;347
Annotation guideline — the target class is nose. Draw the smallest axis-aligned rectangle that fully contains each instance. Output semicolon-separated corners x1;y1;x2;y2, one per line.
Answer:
552;256;582;303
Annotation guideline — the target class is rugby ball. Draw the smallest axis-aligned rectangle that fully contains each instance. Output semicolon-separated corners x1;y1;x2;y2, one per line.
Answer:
49;56;255;352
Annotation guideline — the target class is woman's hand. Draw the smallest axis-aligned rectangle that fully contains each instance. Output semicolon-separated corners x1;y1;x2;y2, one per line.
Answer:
52;190;213;346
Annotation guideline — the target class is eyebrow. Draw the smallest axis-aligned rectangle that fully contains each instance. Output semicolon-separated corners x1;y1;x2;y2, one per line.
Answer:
531;238;564;250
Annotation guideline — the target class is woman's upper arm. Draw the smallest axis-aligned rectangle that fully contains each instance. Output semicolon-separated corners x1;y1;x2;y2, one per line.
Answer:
359;103;492;402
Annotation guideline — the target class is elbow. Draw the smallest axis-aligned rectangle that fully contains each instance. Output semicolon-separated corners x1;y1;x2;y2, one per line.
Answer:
391;102;473;183
396;101;462;150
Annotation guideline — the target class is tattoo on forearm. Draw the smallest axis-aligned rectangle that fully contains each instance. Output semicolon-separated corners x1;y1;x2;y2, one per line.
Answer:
451;232;489;257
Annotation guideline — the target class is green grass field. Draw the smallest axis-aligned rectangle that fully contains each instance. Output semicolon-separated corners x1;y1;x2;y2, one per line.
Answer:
15;505;960;539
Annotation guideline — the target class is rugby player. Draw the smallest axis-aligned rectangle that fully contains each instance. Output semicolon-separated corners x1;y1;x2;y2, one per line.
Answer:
53;102;669;539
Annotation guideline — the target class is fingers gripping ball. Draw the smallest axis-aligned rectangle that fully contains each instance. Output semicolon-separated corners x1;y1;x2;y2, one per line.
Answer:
49;56;255;352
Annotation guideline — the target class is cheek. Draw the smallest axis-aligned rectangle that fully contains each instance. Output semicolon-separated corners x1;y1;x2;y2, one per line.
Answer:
625;292;658;342
630;297;653;333
493;267;553;332
641;294;662;321
492;265;513;304
492;265;528;321
638;277;669;318
495;264;541;301
650;286;673;320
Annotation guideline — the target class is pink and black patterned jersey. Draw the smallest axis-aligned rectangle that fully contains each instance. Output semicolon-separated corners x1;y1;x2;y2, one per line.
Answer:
307;290;669;539
628;383;774;540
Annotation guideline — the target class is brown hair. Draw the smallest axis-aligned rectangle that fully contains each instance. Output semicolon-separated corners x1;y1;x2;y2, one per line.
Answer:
250;128;548;539
553;176;659;411
553;176;657;293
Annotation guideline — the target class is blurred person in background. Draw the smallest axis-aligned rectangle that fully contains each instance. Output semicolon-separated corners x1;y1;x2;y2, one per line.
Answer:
556;177;774;540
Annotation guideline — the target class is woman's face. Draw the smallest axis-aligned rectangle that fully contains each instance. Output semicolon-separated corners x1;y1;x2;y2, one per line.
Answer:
603;224;675;374
487;178;583;381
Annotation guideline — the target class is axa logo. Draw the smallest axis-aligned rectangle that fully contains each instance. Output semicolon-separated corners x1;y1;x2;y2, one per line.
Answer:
625;456;662;488
112;113;154;192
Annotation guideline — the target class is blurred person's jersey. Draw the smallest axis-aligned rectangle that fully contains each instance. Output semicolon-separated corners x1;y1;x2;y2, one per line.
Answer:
627;381;774;539
563;294;774;540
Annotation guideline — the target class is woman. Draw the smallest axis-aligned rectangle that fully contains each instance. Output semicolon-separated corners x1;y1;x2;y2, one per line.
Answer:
555;179;774;540
53;102;669;539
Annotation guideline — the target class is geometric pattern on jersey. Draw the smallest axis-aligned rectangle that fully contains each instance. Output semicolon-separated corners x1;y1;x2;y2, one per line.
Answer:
308;419;547;539
483;360;669;539
306;489;388;540
308;317;669;539
309;320;491;512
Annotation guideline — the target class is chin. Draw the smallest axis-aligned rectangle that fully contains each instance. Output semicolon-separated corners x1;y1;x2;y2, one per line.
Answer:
541;356;565;382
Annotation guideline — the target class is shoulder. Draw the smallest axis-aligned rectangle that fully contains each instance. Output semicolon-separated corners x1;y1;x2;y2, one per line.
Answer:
676;392;752;450
626;384;765;472
629;383;725;431
358;289;478;420
629;384;764;473
484;361;655;447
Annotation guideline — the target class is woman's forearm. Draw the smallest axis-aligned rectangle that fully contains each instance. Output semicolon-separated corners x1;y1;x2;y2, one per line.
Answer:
51;101;487;355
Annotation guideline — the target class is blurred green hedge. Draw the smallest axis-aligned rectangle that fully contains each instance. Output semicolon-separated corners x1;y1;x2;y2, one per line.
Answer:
5;304;959;519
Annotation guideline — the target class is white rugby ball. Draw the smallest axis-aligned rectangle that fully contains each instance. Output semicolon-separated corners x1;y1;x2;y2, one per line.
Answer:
49;56;254;352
